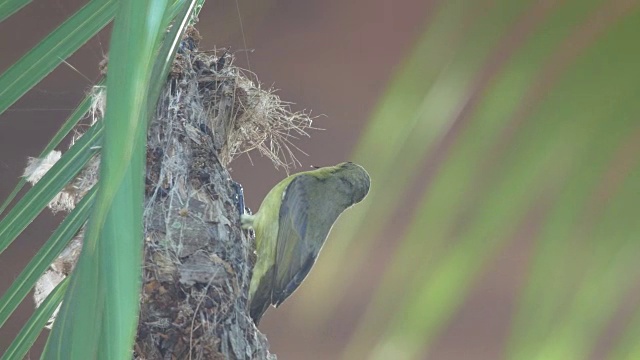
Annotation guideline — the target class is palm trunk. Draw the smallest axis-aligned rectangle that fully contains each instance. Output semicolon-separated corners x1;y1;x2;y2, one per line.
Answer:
134;28;274;359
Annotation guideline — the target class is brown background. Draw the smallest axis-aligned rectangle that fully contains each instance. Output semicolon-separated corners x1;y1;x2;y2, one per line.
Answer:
0;1;510;359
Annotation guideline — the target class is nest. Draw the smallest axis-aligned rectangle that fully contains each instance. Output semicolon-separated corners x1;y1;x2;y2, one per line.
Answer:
25;27;314;359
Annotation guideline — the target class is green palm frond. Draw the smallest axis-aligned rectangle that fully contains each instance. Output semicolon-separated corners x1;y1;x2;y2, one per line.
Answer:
0;0;200;358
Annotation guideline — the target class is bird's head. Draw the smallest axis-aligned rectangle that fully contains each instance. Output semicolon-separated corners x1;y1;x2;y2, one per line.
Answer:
336;162;371;204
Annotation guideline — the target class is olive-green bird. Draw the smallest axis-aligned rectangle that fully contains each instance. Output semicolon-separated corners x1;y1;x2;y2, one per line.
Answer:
241;162;370;324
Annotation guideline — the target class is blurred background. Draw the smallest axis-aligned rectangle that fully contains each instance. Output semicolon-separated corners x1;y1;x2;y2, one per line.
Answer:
2;0;640;359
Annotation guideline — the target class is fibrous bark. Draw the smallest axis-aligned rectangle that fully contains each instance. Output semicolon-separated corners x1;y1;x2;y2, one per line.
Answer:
30;27;314;359
134;29;282;360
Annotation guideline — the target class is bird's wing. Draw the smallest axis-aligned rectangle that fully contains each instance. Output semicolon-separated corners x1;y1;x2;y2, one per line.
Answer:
272;174;350;306
249;265;275;324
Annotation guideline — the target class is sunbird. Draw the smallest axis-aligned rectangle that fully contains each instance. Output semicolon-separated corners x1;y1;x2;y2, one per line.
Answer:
241;162;371;324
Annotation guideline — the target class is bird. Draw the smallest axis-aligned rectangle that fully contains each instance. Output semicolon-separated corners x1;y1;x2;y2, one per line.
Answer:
241;162;371;324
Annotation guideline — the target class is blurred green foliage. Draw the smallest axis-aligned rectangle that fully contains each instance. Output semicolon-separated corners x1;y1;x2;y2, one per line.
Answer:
293;1;640;359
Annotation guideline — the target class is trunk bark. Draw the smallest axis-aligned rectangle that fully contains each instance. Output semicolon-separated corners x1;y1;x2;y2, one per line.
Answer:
134;28;274;360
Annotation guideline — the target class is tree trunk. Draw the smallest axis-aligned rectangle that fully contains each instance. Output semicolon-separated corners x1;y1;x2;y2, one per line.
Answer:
134;28;275;360
31;26;305;359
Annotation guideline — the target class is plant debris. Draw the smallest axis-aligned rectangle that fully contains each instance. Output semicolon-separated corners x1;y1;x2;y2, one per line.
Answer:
25;26;317;359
